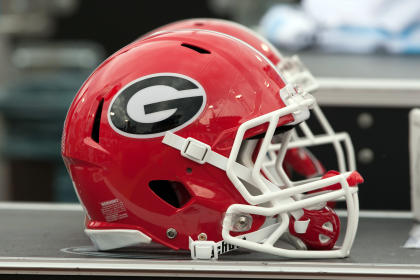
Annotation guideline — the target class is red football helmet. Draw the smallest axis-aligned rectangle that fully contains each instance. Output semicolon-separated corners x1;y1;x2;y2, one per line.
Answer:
140;18;356;204
62;29;362;260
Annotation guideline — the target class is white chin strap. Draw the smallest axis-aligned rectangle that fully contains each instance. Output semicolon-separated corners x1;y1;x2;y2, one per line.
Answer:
162;132;279;192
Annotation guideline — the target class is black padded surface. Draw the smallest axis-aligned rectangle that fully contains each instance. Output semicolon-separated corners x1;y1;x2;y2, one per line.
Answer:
0;206;419;264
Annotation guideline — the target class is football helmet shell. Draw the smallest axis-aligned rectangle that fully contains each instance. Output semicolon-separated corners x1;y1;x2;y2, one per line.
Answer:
62;29;362;260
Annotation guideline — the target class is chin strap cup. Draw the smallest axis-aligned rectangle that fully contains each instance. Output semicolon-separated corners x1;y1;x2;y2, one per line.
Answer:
189;237;218;260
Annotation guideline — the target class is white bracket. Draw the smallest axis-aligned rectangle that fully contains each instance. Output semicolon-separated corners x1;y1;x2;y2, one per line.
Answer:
189;237;218;260
181;137;211;164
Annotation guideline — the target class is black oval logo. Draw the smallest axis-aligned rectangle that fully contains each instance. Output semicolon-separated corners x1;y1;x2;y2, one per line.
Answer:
108;73;206;138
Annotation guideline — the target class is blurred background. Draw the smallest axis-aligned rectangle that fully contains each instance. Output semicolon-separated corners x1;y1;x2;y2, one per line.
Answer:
0;0;418;210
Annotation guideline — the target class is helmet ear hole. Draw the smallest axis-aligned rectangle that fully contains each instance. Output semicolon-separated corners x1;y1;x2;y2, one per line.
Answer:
149;180;192;208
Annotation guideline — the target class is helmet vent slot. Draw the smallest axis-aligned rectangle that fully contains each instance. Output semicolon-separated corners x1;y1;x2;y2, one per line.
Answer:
181;43;210;54
149;180;191;208
248;125;295;140
91;98;104;143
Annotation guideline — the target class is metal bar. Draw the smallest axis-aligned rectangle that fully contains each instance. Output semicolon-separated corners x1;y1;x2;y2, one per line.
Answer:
316;78;420;108
0;257;420;279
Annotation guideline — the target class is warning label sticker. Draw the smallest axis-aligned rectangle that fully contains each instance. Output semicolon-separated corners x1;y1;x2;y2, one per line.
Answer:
100;198;128;222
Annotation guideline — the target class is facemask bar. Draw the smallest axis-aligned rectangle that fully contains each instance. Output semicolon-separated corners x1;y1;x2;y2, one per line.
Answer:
222;91;360;258
293;102;355;172
276;54;355;175
262;100;356;191
277;55;319;94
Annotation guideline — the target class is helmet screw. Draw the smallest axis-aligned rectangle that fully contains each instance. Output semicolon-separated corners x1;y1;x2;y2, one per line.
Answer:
237;216;247;229
197;233;207;241
166;228;177;239
232;214;252;232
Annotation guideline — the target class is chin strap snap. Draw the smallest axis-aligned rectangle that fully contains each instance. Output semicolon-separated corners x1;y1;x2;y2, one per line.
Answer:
189;237;218;260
